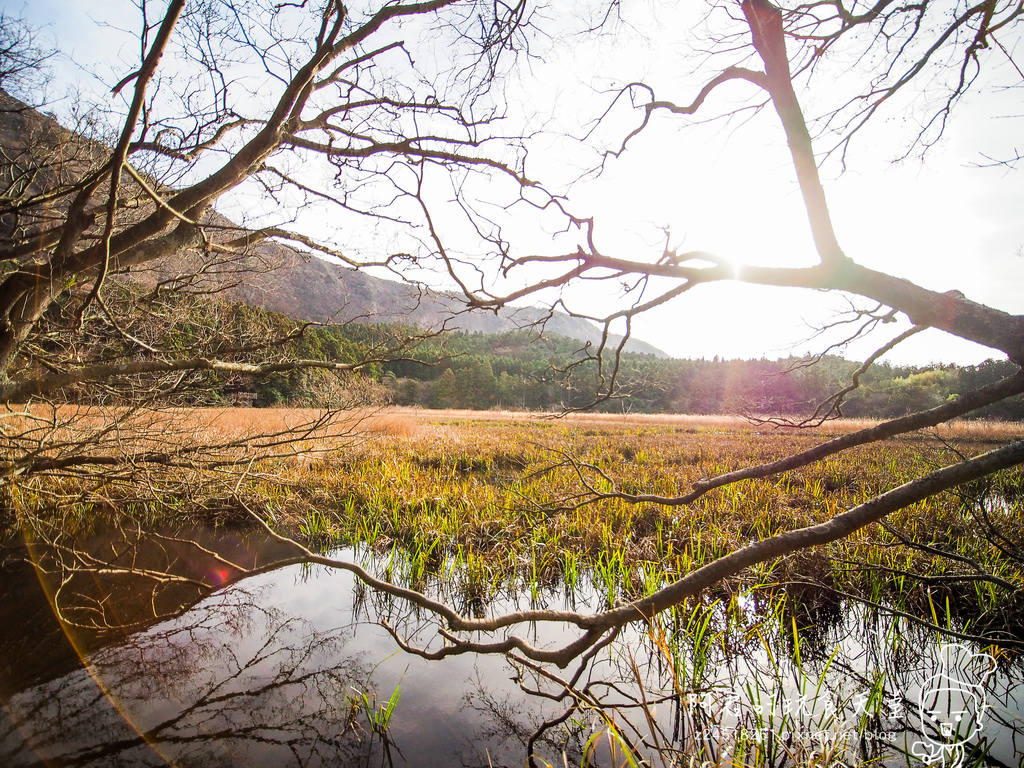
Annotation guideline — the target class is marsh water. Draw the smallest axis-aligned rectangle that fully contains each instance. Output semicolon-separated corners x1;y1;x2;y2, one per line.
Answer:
1;525;1022;767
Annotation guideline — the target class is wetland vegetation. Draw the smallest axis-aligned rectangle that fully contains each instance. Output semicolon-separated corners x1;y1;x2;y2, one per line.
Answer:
4;0;1024;765
4;410;1023;766
12;410;1024;616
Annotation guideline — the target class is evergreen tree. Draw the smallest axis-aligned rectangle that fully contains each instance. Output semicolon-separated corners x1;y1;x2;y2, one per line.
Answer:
430;368;458;409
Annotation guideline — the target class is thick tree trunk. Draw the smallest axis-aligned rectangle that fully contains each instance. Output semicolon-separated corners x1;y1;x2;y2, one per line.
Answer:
0;217;205;378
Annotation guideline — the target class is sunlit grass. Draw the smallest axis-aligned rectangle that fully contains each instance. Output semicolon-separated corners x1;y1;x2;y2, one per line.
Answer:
7;406;1024;627
264;411;1024;625
7;406;1020;768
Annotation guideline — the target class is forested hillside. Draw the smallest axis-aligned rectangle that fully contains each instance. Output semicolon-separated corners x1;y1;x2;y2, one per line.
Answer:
0;87;663;363
53;283;1020;419
380;333;1024;420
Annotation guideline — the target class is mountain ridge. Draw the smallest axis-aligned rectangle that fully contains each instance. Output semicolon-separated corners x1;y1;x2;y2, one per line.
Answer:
0;88;667;358
223;248;669;357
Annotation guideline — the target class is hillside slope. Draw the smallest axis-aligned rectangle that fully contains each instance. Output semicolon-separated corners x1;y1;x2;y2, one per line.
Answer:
224;250;668;357
0;88;667;359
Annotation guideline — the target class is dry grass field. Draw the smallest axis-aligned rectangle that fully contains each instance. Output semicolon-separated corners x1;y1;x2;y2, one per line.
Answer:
6;404;1023;623
405;407;1024;440
231;407;1022;619
6;403;1020;452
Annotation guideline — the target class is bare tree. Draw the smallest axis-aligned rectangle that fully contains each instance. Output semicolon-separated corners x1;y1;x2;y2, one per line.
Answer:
411;0;1024;659
0;13;53;99
258;0;1022;664
2;0;1023;683
0;1;539;488
0;0;539;375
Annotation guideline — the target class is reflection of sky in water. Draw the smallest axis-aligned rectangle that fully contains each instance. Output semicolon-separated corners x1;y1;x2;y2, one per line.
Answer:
0;551;577;767
1;541;1022;767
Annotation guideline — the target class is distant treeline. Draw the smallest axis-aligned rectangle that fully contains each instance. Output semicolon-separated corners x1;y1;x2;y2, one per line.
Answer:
377;329;1024;420
40;289;1024;420
201;319;1024;420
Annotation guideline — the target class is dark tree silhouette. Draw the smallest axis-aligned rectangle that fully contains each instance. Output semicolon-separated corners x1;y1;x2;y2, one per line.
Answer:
1;0;1022;674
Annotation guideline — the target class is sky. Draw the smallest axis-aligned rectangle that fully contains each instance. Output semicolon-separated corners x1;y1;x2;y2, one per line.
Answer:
12;0;1024;366
510;4;1024;366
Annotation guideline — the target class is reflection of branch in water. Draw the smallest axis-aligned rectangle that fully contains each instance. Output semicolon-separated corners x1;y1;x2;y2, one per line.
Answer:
454;592;1024;768
8;519;1024;767
3;585;375;768
462;666;585;766
233;438;1024;672
23;519;298;649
